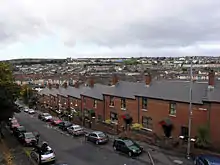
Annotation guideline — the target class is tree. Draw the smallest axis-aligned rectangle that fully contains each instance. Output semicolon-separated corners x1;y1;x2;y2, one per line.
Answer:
0;62;20;124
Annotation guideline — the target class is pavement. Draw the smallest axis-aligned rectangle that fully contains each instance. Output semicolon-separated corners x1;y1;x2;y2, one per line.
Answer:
15;111;152;165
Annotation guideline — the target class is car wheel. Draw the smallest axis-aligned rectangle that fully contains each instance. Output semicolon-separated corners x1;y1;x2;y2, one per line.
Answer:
128;151;132;157
113;146;117;151
95;140;99;145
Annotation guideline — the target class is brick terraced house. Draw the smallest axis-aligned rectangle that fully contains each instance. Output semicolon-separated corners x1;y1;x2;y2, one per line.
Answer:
37;71;220;147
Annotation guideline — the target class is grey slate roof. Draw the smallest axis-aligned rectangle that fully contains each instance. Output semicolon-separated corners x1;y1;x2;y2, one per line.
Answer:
39;80;220;103
67;85;89;99
135;80;208;104
102;81;145;99
81;84;112;100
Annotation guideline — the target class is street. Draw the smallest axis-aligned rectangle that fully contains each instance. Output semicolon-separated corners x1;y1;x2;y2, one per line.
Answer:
15;111;151;165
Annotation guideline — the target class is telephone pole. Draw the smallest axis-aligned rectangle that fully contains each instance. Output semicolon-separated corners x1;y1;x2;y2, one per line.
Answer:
187;57;193;159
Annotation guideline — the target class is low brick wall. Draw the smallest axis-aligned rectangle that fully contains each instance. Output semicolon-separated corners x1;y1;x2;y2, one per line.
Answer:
119;129;158;145
91;122;119;135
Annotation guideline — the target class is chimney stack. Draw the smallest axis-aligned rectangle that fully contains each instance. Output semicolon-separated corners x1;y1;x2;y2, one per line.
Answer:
63;82;68;88
208;70;215;88
74;81;79;88
145;73;151;86
112;74;118;85
48;83;52;89
88;78;94;88
55;84;59;89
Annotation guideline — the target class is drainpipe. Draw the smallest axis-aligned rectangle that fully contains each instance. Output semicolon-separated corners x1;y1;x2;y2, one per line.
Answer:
137;97;140;123
103;95;106;122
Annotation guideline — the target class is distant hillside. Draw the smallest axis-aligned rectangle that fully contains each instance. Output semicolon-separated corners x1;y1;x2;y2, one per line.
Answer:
2;58;66;65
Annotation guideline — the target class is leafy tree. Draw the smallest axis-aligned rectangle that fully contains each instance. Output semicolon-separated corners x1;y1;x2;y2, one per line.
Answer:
0;62;21;123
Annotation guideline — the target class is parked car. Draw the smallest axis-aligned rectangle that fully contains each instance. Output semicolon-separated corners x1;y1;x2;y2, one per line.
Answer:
113;137;143;157
28;109;35;114
38;113;50;120
10;122;20;130
194;154;220;165
58;121;72;131
13;126;26;138
50;118;62;126
67;125;84;136
8;118;18;127
42;115;53;122
85;131;109;144
18;132;37;146
24;108;29;113
30;145;56;164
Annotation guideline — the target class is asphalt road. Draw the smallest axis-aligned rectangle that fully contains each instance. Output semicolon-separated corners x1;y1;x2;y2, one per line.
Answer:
15;112;150;165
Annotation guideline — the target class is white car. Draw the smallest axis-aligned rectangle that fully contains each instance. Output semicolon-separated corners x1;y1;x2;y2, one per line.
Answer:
67;125;84;136
42;115;52;121
30;146;56;164
28;109;35;114
24;108;29;113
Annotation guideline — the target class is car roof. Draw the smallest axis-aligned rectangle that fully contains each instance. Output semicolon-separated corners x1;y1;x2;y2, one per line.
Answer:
92;131;104;134
198;154;220;163
24;132;34;135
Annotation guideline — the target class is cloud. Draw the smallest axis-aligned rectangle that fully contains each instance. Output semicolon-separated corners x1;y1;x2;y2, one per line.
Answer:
0;0;220;58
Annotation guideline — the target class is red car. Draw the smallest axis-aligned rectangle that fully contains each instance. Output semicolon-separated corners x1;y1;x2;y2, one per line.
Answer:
50;118;62;126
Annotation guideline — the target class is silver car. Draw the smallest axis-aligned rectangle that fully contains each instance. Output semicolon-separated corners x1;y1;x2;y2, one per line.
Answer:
30;146;56;164
67;125;84;136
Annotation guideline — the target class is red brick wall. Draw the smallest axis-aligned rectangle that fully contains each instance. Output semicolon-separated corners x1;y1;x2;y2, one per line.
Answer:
68;96;81;110
104;95;138;126
57;94;68;109
138;98;209;138
210;103;220;147
81;95;104;119
50;94;57;109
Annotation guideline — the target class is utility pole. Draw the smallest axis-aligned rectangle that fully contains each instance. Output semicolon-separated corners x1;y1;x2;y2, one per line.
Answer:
187;57;193;159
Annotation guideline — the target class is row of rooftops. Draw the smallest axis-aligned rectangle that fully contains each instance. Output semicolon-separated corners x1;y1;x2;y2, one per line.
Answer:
39;71;220;104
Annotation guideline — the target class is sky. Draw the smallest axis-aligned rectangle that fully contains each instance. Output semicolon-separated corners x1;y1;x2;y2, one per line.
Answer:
1;0;220;60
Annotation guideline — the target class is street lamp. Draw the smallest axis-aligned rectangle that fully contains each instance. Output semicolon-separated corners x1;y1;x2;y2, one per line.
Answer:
186;57;194;159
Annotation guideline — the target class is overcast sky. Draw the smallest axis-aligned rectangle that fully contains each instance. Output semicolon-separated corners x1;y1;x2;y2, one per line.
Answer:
0;0;220;60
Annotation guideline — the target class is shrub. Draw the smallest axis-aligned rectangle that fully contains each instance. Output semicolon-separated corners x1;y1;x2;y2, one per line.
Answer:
131;123;143;130
105;119;111;124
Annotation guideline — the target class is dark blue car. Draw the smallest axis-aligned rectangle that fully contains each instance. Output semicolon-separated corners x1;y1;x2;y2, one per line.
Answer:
194;154;220;165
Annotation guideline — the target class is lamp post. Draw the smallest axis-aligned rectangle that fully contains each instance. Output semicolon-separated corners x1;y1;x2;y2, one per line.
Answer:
187;57;193;159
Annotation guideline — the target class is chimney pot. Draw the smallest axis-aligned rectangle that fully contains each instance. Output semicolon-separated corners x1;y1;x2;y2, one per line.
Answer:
63;82;68;88
48;83;52;89
145;73;151;86
88;78;94;87
208;70;215;87
112;74;118;85
74;81;79;88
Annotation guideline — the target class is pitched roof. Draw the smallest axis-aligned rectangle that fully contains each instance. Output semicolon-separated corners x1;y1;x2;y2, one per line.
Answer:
81;84;111;100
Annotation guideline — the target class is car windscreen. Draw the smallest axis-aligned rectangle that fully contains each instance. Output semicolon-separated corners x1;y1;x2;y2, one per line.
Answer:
97;133;106;138
42;150;53;155
18;127;26;132
124;140;135;147
73;126;81;130
24;133;35;139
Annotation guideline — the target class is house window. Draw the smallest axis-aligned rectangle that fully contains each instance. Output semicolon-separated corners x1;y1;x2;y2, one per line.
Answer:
121;98;126;109
169;102;176;116
142;116;153;129
109;96;114;107
110;112;118;123
93;100;97;108
142;97;148;109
